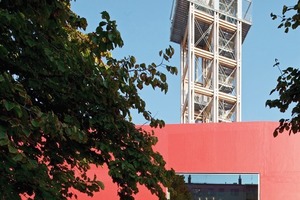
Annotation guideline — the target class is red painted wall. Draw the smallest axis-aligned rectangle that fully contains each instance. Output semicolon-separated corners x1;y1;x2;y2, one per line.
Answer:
74;122;300;199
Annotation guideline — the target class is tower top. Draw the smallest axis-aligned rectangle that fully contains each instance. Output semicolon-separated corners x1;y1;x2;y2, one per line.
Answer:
170;0;252;44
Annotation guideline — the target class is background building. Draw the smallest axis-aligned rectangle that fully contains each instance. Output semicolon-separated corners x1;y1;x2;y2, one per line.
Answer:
186;175;258;200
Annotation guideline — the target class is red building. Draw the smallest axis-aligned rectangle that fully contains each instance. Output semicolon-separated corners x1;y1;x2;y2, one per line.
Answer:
74;122;300;199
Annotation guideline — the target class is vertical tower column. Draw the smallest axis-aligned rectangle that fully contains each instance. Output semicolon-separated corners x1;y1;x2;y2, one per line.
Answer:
236;0;243;121
187;2;195;123
213;0;220;122
180;44;184;123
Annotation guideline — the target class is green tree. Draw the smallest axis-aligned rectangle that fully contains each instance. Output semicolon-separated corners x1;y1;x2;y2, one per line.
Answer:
169;175;192;200
266;2;300;136
0;1;178;199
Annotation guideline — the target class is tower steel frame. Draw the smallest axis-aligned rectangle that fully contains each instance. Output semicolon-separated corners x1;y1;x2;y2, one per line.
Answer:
171;0;252;123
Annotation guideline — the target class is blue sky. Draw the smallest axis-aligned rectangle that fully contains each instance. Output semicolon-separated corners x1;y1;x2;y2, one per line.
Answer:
72;0;300;124
182;173;259;185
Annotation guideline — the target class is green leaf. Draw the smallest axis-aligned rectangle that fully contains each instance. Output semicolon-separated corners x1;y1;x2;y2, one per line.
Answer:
22;128;31;137
273;130;278;137
26;159;38;170
8;143;18;154
0;45;8;56
159;50;163;56
3;100;15;111
108;33;115;41
0;125;7;139
285;27;289;33
282;5;288;14
0;125;9;146
31;119;40;128
80;18;87;30
13;105;23;118
99;21;107;26
12;153;23;162
101;11;110;21
0;139;9;146
270;13;277;20
130;56;136;64
103;80;108;88
64;114;74;124
57;63;67;72
26;38;36;47
0;74;4;82
163;54;169;61
96;181;105;190
137;82;143;90
160;74;166;82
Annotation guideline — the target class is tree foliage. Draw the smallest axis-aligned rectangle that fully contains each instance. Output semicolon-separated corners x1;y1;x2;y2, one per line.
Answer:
169;175;192;200
0;0;178;199
267;1;300;137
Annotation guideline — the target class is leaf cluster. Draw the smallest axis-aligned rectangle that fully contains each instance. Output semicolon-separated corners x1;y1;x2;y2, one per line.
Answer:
271;1;300;33
267;2;300;136
266;65;300;137
0;0;177;199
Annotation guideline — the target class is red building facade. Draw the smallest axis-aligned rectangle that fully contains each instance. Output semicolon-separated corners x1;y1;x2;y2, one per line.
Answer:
75;122;300;199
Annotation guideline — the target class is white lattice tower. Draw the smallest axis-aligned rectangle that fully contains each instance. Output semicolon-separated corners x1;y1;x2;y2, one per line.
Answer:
171;0;252;123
